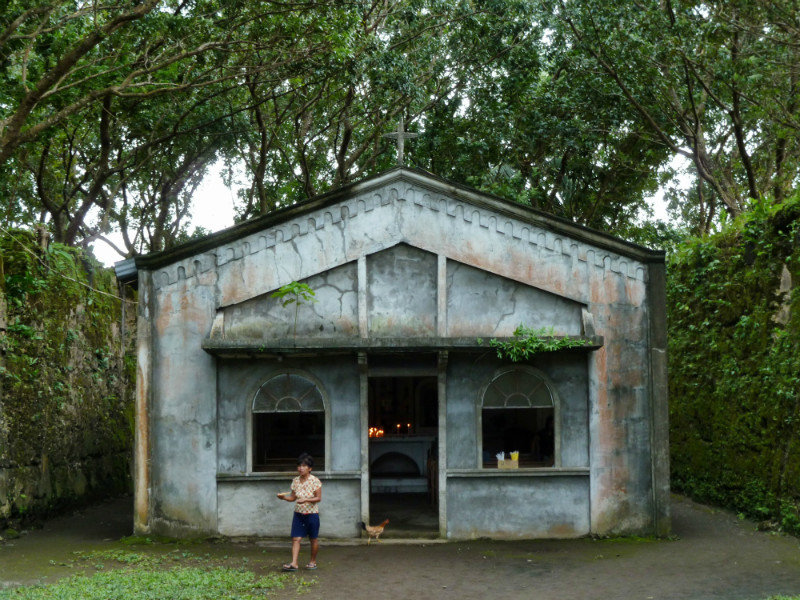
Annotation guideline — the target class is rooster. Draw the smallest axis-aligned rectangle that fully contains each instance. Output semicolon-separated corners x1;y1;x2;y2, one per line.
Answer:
361;519;389;544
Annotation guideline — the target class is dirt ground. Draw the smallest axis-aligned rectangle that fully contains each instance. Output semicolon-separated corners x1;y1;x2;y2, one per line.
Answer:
2;494;800;599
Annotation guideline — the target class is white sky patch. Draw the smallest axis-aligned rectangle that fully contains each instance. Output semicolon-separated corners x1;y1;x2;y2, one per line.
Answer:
638;154;694;224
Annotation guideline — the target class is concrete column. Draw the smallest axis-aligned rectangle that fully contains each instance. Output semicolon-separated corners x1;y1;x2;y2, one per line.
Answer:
358;257;368;338
358;353;370;527
437;255;447;337
437;351;448;537
134;270;153;534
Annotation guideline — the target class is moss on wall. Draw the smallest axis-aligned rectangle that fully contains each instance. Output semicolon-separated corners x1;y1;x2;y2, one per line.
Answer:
668;196;800;533
0;230;135;528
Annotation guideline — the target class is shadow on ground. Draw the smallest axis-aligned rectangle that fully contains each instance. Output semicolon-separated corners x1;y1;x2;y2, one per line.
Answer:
2;494;800;599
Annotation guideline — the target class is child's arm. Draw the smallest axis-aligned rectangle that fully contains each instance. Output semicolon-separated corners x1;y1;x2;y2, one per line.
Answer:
299;486;322;504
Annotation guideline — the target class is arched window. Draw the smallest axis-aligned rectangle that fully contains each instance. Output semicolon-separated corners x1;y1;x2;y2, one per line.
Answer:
479;366;559;468
252;372;326;472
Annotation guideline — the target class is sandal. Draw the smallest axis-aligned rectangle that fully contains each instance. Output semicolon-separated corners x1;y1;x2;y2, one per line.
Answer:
282;564;298;572
305;563;317;570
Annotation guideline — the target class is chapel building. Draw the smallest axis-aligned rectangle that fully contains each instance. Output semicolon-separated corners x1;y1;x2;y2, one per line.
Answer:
116;167;669;539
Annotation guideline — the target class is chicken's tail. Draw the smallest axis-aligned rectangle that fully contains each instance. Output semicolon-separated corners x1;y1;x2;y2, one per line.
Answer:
360;521;367;531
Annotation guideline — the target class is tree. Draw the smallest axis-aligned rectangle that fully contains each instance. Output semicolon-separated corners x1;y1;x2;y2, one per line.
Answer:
549;0;800;226
0;0;235;249
227;0;472;219
418;2;670;231
14;0;781;253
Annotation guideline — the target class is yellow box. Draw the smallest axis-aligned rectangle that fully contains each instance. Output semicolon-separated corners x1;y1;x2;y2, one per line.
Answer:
497;459;519;469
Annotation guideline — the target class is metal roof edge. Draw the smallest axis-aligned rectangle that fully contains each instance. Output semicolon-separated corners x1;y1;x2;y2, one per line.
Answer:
114;257;138;287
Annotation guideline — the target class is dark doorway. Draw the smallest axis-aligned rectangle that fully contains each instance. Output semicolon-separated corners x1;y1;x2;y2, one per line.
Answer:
368;375;438;536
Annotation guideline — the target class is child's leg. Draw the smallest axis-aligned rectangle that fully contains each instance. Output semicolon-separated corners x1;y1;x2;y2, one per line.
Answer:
306;514;320;567
309;538;319;565
290;537;302;567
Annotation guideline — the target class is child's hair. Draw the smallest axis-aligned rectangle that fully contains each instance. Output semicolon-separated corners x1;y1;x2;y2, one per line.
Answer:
297;453;314;468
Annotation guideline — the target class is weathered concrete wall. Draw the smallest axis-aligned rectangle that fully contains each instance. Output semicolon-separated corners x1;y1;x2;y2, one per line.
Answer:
146;273;219;536
135;170;666;538
368;244;437;336
217;478;360;537
222;262;358;340
215;355;361;536
446;260;583;337
444;353;589;470
587;273;655;534
446;474;590;538
443;351;591;538
151;177;648;312
217;356;361;473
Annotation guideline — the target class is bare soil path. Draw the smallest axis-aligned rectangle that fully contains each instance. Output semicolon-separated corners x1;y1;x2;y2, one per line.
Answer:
2;494;800;599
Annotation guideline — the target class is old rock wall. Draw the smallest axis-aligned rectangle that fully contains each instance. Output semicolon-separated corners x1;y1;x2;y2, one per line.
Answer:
1;233;135;531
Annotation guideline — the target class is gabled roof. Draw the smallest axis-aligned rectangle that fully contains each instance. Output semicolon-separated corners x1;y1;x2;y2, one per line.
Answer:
115;167;664;286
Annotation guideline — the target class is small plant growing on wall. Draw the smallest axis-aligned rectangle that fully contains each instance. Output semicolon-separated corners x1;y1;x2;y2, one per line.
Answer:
490;325;590;362
270;281;317;341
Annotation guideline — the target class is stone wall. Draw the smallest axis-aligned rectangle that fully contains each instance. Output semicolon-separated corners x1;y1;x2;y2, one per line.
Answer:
0;231;135;531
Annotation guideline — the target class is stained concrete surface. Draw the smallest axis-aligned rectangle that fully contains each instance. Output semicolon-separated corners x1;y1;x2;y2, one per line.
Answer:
2;494;800;599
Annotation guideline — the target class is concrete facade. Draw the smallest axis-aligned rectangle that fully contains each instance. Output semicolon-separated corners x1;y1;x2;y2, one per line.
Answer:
117;167;669;539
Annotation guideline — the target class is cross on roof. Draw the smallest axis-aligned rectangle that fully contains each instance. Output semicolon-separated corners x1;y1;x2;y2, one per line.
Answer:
383;116;419;167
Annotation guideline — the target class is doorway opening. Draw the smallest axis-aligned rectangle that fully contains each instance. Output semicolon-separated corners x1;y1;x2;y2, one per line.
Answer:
368;375;439;536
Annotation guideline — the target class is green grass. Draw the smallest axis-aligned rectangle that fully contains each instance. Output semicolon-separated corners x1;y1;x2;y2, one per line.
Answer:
0;567;289;599
0;548;305;599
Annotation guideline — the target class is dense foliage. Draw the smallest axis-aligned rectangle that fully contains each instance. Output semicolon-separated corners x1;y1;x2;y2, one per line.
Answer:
668;194;800;533
0;230;135;526
14;0;800;255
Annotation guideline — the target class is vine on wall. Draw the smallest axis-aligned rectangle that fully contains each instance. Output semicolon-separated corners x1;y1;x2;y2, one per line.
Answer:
489;325;591;362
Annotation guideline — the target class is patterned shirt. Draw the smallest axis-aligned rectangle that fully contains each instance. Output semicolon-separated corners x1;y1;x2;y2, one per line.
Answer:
291;474;322;514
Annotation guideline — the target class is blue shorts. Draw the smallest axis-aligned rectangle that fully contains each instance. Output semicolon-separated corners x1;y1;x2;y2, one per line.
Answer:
290;512;320;539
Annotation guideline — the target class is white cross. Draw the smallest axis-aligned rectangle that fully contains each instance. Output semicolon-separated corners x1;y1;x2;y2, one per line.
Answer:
383;116;419;166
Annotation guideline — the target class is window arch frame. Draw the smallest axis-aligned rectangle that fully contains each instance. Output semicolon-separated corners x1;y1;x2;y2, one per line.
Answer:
246;368;331;473
476;365;561;469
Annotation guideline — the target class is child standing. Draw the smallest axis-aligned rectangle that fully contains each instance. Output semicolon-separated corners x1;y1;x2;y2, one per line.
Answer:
276;453;322;571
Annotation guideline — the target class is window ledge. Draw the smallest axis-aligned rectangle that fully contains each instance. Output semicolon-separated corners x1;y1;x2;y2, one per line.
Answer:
217;471;361;482
447;467;589;478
